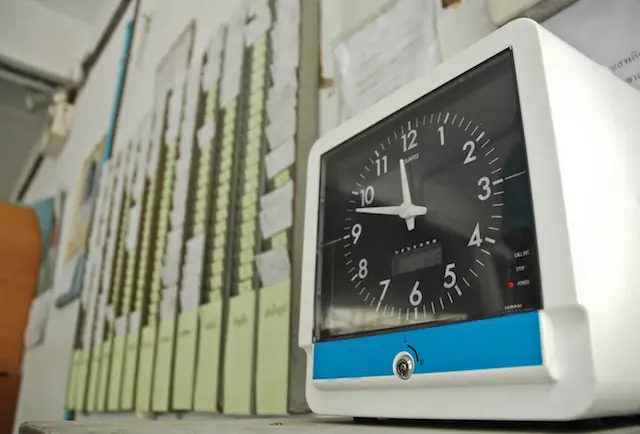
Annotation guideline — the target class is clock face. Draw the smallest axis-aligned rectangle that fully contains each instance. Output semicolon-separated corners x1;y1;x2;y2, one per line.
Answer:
314;50;542;341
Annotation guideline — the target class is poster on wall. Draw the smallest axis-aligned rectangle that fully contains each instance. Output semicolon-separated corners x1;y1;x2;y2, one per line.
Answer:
543;0;640;91
333;0;440;121
64;136;105;261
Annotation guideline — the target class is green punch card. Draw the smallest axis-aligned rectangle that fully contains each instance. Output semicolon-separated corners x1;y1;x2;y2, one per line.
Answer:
172;311;199;410
120;331;140;410
152;319;176;412
65;350;80;410
86;344;101;412
223;292;256;415
135;326;157;412
74;349;89;411
108;335;126;410
256;280;291;415
96;339;112;411
194;300;223;412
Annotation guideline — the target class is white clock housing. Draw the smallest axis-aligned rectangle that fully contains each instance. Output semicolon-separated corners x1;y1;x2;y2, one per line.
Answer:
299;18;640;421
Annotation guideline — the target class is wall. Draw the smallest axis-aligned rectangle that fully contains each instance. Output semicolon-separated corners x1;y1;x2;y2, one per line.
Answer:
12;4;134;429
0;0;93;82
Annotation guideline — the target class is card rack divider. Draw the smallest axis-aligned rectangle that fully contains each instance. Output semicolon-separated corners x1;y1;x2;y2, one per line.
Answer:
189;44;226;413
77;166;116;413
151;90;183;412
94;163;121;413
288;0;319;413
107;161;133;411
137;97;169;330
251;3;274;414
178;67;205;289
100;153;129;410
196;69;223;306
73;165;114;413
120;135;149;410
132;95;169;411
212;40;252;412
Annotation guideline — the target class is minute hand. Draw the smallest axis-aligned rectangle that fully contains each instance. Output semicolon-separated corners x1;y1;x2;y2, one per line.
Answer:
355;206;403;216
400;158;412;205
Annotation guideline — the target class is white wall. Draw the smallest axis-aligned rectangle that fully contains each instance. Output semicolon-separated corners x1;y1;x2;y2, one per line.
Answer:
0;0;93;82
13;4;135;430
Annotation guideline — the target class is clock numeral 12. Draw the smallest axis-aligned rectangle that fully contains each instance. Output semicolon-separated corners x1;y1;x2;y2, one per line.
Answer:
402;128;418;152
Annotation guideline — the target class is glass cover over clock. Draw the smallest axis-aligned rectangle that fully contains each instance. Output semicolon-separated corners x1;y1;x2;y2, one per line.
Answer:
314;49;543;342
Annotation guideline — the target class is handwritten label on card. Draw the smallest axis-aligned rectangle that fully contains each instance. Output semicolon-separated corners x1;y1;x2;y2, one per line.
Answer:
255;248;291;287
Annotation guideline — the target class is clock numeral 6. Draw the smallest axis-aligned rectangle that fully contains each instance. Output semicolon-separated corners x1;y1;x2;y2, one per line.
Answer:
443;263;456;289
477;176;491;201
409;281;422;306
360;185;375;206
358;258;368;279
351;223;363;244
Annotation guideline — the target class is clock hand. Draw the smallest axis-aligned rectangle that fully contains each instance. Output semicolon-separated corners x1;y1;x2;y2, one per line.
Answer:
399;158;412;206
355;206;403;216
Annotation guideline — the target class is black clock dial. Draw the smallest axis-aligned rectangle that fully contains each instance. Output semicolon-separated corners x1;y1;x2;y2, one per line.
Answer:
315;49;542;341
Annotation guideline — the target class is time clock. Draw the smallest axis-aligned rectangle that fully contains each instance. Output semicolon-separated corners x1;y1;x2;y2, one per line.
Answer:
300;19;640;421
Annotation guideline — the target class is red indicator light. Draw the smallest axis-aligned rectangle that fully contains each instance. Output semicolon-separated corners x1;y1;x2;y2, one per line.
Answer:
509;281;515;288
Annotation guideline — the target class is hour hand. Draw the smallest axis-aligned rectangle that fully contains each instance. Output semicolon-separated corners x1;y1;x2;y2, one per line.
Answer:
355;206;402;216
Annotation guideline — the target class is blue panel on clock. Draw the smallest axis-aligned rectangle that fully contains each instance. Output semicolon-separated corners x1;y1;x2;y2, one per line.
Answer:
313;311;542;380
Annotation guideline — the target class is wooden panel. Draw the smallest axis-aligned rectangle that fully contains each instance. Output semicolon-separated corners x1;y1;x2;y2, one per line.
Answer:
0;374;20;434
0;203;41;375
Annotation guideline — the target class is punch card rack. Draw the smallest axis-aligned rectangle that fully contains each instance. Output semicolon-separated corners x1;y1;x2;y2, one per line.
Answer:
191;25;227;413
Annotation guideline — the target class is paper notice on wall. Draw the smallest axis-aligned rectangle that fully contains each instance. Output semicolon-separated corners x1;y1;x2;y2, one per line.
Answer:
24;291;52;348
544;0;640;90
259;200;293;239
255;248;291;287
334;0;439;120
264;138;295;179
